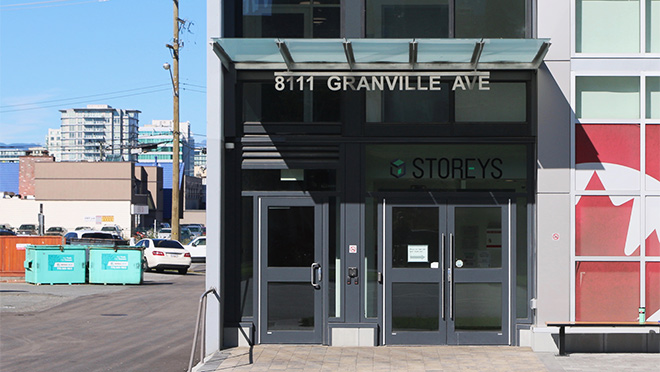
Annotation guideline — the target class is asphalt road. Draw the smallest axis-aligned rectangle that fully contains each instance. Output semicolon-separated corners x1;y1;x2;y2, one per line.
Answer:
0;264;206;372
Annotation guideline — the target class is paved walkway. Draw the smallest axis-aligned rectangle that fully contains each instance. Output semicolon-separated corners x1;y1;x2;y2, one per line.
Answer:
191;345;660;372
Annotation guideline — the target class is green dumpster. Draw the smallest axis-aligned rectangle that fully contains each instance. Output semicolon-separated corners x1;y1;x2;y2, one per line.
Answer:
24;245;87;285
88;246;143;285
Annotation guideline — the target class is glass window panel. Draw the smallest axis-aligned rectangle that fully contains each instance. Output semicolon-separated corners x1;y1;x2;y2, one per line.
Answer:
646;263;660;321
647;77;660;119
576;196;640;256
647;0;660;52
455;82;526;122
242;170;336;192
575;124;641;191
392;207;439;268
243;82;340;123
366;85;450;123
575;262;640;321
392;283;439;331
647;126;660;191
516;197;529;319
268;282;315;330
647;197;660;256
455;0;526;38
455;283;502;331
576;77;640;119
454;207;502;269
366;0;449;38
328;198;340;318
241;197;254;317
576;0;640;53
242;2;340;38
365;198;379;318
268;206;314;267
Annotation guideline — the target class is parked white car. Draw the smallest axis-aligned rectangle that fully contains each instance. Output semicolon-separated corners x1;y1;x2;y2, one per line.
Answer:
157;228;171;239
101;225;123;239
136;238;191;275
184;236;206;262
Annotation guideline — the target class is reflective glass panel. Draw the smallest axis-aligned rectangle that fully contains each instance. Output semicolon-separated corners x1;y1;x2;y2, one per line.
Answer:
649;0;660;52
577;0;640;53
576;196;640;257
647;77;660;119
268;282;315;330
366;0;449;38
241;197;254;317
242;170;336;191
365;198;379;318
455;283;502;331
646;263;660;321
576;77;640;119
575;262;640;321
392;207;439;268
455;82;526;122
268;206;314;267
392;283;440;331
455;0;526;38
454;207;502;269
647;127;660;191
242;1;340;38
366;85;450;123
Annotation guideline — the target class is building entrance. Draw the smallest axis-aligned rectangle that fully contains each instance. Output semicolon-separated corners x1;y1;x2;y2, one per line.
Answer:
382;198;512;345
258;197;326;343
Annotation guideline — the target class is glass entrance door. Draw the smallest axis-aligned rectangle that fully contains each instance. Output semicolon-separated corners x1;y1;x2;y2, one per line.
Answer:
259;197;324;343
383;199;511;345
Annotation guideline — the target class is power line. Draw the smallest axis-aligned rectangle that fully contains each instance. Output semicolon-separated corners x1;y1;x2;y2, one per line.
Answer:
0;84;171;109
0;0;109;11
0;88;171;113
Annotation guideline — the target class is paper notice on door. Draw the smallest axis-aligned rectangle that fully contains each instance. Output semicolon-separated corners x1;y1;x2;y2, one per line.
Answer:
407;245;429;263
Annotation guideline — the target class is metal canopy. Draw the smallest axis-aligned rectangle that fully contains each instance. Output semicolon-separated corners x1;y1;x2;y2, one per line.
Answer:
213;38;551;71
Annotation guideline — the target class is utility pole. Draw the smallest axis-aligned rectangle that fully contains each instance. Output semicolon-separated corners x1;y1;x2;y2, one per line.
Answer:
171;0;181;241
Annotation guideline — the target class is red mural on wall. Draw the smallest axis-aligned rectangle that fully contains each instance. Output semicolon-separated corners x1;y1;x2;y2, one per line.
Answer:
575;124;660;321
575;262;639;322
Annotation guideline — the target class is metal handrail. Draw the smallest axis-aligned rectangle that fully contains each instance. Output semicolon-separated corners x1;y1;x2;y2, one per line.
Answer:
187;287;254;372
187;287;221;372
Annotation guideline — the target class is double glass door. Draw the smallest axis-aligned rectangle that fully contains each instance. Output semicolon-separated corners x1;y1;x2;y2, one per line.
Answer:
259;197;325;343
383;199;512;345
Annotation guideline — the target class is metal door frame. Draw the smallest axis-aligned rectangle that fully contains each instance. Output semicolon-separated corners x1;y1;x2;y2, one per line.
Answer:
380;195;514;345
258;196;327;344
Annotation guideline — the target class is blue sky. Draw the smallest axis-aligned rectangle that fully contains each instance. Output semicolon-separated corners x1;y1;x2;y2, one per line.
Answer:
0;0;207;145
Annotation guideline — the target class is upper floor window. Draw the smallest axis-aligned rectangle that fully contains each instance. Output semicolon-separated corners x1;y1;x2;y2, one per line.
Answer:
242;0;340;38
577;0;659;53
366;0;528;38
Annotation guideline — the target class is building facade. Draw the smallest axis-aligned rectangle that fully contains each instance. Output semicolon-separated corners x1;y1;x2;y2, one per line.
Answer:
137;119;195;176
205;0;660;353
58;104;140;162
45;128;62;161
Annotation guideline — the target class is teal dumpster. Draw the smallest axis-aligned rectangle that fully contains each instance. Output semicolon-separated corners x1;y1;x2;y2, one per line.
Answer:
88;246;143;285
24;245;87;285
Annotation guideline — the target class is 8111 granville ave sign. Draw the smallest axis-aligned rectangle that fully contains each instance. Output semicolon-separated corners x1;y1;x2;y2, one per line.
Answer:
274;71;490;92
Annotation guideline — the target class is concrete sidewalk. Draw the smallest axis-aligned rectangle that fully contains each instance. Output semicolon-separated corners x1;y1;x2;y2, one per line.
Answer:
192;345;660;372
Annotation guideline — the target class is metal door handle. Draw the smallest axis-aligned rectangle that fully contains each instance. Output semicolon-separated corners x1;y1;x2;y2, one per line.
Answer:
441;233;445;320
449;233;454;320
310;263;321;289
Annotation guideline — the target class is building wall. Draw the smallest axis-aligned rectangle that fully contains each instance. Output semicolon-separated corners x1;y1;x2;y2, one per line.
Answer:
0;198;131;233
35;162;134;201
19;156;55;197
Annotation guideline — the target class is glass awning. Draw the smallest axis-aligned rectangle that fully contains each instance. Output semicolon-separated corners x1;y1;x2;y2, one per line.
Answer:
213;38;551;71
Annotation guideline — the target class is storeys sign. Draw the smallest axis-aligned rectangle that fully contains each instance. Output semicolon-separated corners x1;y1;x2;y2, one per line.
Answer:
274;71;490;92
366;144;527;192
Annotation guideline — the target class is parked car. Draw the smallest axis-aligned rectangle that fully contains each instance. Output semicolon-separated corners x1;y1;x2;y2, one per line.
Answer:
0;228;16;236
157;227;192;243
45;226;67;236
157;228;171;239
182;224;203;238
136;238;191;274
184;236;206;262
64;230;126;245
0;223;14;232
101;225;123;238
75;226;92;231
17;224;38;236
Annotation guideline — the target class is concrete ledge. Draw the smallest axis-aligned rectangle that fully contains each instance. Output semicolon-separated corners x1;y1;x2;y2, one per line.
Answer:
329;324;379;346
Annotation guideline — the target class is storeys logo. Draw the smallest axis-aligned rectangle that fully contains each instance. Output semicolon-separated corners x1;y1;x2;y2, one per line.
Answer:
390;159;406;178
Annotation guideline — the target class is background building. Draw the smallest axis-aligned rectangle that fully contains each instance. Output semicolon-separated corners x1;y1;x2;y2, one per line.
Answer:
58;104;140;162
137;119;195;176
45;128;62;161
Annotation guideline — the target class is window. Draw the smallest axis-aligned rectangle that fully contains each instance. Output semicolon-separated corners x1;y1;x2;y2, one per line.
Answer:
576;77;640;119
242;0;339;38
